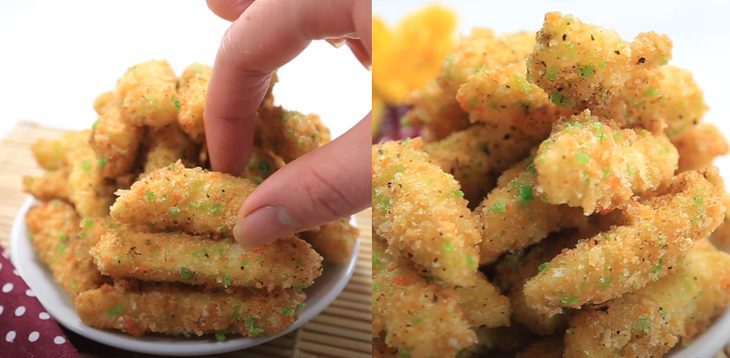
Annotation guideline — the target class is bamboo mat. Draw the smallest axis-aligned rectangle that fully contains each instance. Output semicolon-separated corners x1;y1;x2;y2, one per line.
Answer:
0;122;372;358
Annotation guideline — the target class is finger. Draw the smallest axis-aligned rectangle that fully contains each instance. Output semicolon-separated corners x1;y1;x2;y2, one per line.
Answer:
345;37;371;69
206;0;255;21
205;0;371;175
233;113;372;247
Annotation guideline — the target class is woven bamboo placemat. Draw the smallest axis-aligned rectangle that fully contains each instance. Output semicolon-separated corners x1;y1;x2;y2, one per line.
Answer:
0;122;372;358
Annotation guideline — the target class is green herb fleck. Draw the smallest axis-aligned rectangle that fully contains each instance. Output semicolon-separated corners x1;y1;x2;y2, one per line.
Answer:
549;91;571;107
92;120;99;131
443;240;455;253
214;331;226;342
600;277;612;288
173;99;181;110
466;254;477;269
253;177;263;185
546;65;559;81
180;267;195;280
245;317;264;335
517;184;534;206
169;206;181;216
651;259;663;274
576;152;589;165
106;305;124;317
560;295;579;305
83;218;94;229
598;60;607;69
282;306;294;316
490;200;506;213
579;65;595;77
80;159;92;173
210;203;222;216
97;157;107;167
538;262;550;272
453;189;464;198
645;87;659;97
145;191;156;202
223;274;231;288
659;307;668;319
398;350;411;358
411;316;423;325
634;316;651;332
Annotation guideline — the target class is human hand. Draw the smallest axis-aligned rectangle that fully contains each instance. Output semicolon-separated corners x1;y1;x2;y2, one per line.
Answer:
204;0;372;247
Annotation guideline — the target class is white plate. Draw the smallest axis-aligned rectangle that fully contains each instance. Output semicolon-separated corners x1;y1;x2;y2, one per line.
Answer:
10;197;359;356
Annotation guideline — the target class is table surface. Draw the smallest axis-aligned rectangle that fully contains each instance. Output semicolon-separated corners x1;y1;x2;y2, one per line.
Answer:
0;122;373;358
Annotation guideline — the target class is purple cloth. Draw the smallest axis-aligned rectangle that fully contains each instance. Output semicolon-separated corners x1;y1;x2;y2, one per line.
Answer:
0;247;79;358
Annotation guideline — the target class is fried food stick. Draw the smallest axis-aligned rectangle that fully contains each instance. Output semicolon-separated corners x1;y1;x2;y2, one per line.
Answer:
91;229;322;290
26;201;104;297
177;63;211;143
372;238;477;357
75;281;305;337
117;60;179;128
66;143;116;217
475;159;586;264
300;218;358;264
535;111;678;214
672;123;729;172
456;62;566;141
372;139;481;286
524;170;724;316
23;168;69;201
526;12;673;132
91;91;143;177
31;130;90;170
563;240;730;357
111;162;256;237
423;124;535;205
256;105;330;163
142;123;198;173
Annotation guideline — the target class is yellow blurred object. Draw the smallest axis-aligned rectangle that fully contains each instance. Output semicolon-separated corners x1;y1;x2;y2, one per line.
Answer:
373;5;457;104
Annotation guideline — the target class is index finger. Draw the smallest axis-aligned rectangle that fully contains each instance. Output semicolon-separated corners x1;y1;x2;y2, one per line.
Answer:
204;0;372;174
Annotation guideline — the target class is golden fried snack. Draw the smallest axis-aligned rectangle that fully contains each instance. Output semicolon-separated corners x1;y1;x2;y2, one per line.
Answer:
658;66;708;138
438;29;534;96
475;159;586;264
423;124;534;205
256;105;330;163
91;92;143;178
23;169;69;201
564;240;730;357
117;60;179;128
177;64;211;142
493;230;589;335
241;147;286;185
31;130;89;170
456;62;565;141
91;229;322;290
372;139;481;285
26;201;103;297
142;123;198;173
372;238;477;357
300;218;358;264
673;123;728;172
402;80;469;141
535;111;678;214
452;273;511;328
111;162;255;237
515;336;563;358
76;281;304;337
66;143;116;217
524;170;724;316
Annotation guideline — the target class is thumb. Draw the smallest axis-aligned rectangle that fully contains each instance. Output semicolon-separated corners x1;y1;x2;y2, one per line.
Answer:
233;114;372;247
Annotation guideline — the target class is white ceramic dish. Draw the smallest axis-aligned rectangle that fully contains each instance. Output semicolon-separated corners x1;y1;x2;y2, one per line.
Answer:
10;197;359;356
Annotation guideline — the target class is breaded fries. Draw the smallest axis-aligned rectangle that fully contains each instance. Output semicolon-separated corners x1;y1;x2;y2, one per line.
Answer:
23;169;69;201
91;91;143;177
475;159;586;264
26;201;103;297
91;229;322;290
111;162;255;237
372;239;477;357
535;111;678;214
563;240;730;357
524;170;723;316
177;63;211;142
31;130;90;170
117;60;179;128
256;105;331;162
142;123;198;173
372;139;481;285
301;218;358;264
673;123;729;172
75;281;304;337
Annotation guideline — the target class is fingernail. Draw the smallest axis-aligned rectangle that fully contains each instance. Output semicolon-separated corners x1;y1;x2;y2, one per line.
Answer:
233;206;301;247
326;38;345;48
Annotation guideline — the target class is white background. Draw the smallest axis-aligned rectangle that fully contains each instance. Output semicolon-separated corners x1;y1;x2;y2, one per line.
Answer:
0;0;371;140
374;0;730;171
